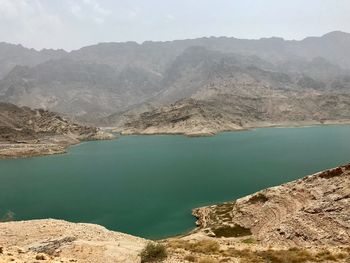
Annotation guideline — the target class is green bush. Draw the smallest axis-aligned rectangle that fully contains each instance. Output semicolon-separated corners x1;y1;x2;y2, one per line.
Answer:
241;238;256;244
213;225;252;237
140;242;167;262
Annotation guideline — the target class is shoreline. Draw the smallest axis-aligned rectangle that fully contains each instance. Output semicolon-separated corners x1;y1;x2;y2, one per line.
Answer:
0;131;116;160
1;163;350;262
2;162;348;242
116;119;350;137
2;164;350;238
3;121;350;159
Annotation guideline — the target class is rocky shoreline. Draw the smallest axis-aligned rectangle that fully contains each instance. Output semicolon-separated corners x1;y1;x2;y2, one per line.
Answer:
0;103;115;159
0;131;115;159
191;164;350;246
119;120;350;137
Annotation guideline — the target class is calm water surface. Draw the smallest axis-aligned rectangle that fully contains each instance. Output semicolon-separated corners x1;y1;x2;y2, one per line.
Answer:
1;126;350;238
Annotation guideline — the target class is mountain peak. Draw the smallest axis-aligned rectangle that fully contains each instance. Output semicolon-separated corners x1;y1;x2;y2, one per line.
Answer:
322;31;350;39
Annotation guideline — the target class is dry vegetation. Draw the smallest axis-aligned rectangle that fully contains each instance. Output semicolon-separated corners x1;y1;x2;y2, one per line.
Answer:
166;239;350;263
212;225;252;238
168;240;220;254
140;242;167;262
223;247;349;263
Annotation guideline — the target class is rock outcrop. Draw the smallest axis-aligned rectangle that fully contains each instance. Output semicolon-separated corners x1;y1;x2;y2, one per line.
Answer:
120;99;243;136
0;102;114;158
119;91;350;136
0;219;146;263
192;164;350;247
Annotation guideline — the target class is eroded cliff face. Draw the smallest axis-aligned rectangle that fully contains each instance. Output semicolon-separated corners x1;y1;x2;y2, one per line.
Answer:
0;102;114;158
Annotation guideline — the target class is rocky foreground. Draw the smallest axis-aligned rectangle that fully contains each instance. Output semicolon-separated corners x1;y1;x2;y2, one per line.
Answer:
1;165;350;262
0;102;114;158
0;219;147;263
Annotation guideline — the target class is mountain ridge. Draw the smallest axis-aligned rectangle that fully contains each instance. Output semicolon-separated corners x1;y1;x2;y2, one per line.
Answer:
1;31;350;129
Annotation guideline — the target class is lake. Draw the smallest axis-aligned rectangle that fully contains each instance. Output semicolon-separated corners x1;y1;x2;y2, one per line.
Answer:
1;125;350;239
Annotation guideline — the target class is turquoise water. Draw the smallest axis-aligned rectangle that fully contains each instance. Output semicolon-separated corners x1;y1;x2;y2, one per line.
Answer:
1;126;350;239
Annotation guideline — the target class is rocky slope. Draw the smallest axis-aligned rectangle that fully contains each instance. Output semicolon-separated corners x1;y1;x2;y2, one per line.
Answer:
120;92;350;136
0;42;66;78
118;49;350;136
1;164;350;262
192;164;350;246
1;32;350;123
0;102;113;158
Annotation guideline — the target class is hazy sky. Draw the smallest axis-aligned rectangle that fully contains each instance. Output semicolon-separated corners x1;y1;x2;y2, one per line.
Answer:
0;0;349;51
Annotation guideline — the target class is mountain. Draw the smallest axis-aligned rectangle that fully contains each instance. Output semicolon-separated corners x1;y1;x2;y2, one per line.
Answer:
0;58;162;120
0;42;67;78
0;32;350;127
0;102;112;158
117;47;350;135
69;31;350;70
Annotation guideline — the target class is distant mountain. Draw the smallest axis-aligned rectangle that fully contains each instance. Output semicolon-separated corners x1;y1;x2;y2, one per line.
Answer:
69;31;350;70
0;31;350;127
0;59;161;121
0;42;67;78
119;48;350;135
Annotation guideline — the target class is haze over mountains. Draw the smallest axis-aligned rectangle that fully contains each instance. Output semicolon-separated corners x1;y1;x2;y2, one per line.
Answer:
1;31;350;132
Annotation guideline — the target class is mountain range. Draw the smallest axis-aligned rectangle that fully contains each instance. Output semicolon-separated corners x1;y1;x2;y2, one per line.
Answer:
1;31;350;133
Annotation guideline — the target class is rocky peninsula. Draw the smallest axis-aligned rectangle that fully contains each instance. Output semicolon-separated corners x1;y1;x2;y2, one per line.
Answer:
0;102;114;158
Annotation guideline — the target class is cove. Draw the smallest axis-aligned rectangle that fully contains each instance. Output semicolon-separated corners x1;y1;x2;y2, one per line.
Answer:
1;125;350;239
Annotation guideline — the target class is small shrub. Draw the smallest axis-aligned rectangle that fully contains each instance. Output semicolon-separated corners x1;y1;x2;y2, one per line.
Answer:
184;254;196;262
168;239;219;254
241;238;256;244
213;225;252;237
319;167;343;179
140;242;167;263
335;252;347;260
248;193;268;204
226;247;345;263
198;257;219;263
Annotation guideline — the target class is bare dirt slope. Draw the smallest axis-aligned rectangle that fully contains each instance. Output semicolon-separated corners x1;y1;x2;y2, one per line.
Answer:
192;165;350;246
